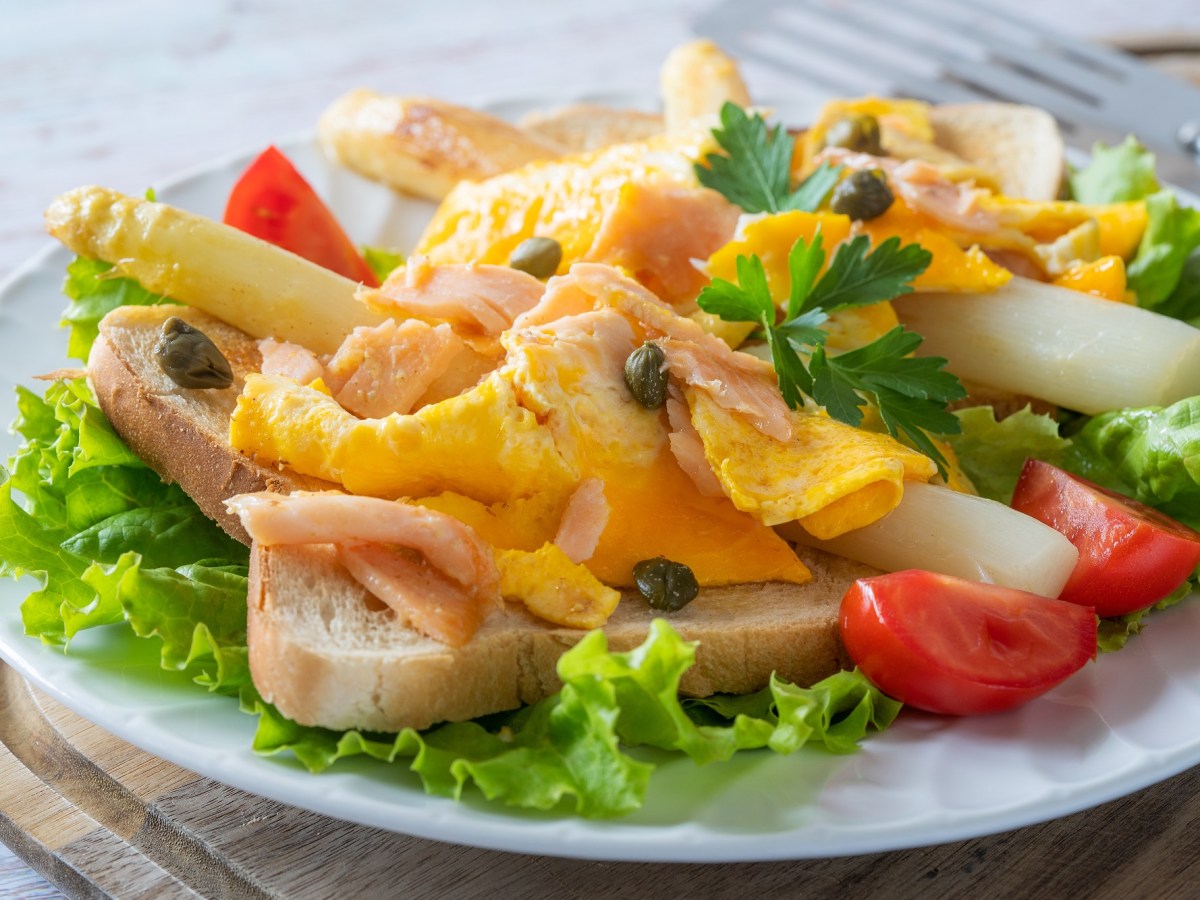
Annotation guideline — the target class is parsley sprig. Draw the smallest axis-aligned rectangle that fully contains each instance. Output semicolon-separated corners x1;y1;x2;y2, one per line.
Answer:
697;233;967;473
696;102;841;214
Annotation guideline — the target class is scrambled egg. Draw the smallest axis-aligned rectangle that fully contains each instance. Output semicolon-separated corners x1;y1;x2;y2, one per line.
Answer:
684;388;936;538
499;304;812;588
802;97;934;167
497;543;620;629
415;490;566;552
710;210;1012;321
413;131;711;274
1053;256;1129;302
231;372;576;504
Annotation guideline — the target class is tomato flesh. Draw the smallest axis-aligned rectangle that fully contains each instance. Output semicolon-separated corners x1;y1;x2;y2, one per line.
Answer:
1011;460;1200;617
840;570;1096;715
223;146;378;286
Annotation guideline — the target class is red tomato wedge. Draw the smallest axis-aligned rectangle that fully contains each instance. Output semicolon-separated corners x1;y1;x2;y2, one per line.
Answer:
223;146;379;286
1011;460;1200;617
840;570;1097;715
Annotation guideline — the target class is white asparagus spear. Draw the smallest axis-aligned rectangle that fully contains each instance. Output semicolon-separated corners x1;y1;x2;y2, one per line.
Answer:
660;40;752;134
778;481;1079;598
892;277;1200;415
45;186;385;355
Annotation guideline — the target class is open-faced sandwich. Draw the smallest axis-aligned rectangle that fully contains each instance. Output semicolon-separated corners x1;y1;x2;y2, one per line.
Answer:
7;40;1200;817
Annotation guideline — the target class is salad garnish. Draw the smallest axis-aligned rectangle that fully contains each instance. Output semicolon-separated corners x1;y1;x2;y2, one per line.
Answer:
697;231;965;473
1069;135;1200;319
248;622;899;818
696;102;841;214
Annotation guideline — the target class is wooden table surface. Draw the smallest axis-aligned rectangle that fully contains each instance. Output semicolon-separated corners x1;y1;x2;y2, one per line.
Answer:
4;1;1200;896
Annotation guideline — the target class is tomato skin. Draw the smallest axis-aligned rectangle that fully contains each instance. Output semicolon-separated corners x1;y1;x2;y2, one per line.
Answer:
839;570;1097;716
1011;460;1200;617
223;146;378;286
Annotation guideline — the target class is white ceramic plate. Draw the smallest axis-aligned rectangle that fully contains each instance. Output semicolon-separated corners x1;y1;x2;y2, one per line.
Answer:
3;128;1200;864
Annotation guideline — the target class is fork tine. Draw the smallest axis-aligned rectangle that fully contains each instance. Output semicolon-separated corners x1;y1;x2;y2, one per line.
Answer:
881;0;1128;90
694;0;1200;176
816;0;1098;119
892;0;1198;108
764;6;994;105
704;11;982;106
699;0;1000;105
851;0;1113;96
915;0;1147;79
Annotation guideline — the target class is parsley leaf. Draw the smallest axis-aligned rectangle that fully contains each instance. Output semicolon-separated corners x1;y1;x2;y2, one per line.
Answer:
766;327;813;407
696;230;963;475
786;230;826;319
698;255;776;323
696;103;841;214
806;235;932;314
810;328;966;457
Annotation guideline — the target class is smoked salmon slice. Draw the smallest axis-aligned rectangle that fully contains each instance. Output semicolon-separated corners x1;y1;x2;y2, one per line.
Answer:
361;257;546;335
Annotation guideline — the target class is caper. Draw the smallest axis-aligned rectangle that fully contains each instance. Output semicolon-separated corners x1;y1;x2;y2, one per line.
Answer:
624;342;669;409
633;557;699;612
155;317;233;389
822;114;884;155
509;236;562;280
829;169;894;221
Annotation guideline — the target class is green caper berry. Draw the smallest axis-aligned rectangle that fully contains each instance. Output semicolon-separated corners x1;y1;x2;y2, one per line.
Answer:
829;169;894;221
155;317;233;389
822;114;883;155
624;342;669;409
509;236;562;280
633;557;699;612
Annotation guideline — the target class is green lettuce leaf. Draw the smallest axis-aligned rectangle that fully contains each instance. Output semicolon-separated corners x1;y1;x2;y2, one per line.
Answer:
1;377;248;692
245;620;899;818
59;257;171;362
947;406;1069;503
362;246;405;282
62;504;243;571
1152;247;1200;325
1097;575;1196;653
1068;136;1159;204
78;553;250;690
1067;138;1200;314
1126;191;1200;309
1060;395;1200;529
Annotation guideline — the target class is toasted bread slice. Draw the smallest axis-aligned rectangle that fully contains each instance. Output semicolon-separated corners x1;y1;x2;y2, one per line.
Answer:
519;104;664;153
928;103;1064;201
250;543;863;732
318;91;564;201
88;304;340;544
89;303;871;732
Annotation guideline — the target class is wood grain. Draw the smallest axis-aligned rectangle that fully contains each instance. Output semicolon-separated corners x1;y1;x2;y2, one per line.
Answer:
4;659;1200;899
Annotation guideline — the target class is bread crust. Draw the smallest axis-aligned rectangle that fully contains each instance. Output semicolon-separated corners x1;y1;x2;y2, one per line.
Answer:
89;305;340;543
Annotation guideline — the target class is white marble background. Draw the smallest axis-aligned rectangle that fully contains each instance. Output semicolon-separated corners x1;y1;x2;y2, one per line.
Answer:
4;0;1200;281
2;0;1199;895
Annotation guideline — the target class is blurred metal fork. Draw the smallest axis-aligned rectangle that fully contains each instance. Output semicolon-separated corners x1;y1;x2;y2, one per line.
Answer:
695;0;1200;193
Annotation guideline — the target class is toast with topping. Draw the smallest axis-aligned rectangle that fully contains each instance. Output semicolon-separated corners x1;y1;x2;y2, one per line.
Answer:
89;303;868;732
